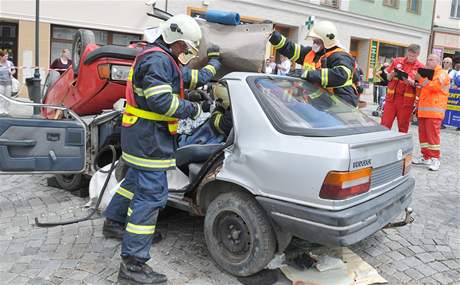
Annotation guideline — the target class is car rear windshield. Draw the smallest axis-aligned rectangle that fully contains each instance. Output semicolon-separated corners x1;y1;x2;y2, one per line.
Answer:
247;76;384;137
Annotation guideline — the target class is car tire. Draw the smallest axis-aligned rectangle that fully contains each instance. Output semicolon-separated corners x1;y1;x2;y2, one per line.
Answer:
72;29;95;77
41;70;60;102
55;174;84;191
204;191;276;277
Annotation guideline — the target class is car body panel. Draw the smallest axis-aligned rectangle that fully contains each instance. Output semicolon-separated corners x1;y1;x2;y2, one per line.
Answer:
43;44;133;118
218;72;413;211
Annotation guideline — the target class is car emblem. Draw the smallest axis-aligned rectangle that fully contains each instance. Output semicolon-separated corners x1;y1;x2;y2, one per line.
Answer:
397;149;403;160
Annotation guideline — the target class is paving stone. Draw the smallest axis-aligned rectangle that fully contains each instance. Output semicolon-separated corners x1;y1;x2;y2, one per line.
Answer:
428;261;450;272
404;268;425;280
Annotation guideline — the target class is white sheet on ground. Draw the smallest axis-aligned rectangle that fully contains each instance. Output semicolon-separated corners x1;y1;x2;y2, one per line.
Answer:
281;247;387;285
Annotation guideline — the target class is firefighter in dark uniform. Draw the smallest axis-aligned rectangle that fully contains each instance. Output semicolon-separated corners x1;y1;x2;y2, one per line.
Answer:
102;15;220;285
103;52;221;245
269;21;359;107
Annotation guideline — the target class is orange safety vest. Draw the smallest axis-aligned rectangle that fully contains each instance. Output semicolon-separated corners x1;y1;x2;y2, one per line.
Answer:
417;65;450;119
386;57;423;107
123;46;184;135
303;48;356;94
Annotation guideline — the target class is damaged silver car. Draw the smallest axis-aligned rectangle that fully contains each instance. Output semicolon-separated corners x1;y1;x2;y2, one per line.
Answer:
0;72;414;277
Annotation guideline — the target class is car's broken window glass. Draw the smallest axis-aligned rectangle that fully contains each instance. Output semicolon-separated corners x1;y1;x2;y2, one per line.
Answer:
248;76;379;133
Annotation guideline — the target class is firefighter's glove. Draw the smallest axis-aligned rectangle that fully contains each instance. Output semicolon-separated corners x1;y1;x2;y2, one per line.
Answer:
269;31;283;46
186;90;204;102
201;100;212;113
207;45;221;59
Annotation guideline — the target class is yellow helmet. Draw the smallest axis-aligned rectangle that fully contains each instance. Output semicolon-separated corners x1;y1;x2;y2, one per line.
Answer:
307;21;338;49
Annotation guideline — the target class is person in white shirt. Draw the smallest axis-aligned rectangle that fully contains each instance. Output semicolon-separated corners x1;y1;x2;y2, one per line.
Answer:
264;56;276;74
277;54;291;76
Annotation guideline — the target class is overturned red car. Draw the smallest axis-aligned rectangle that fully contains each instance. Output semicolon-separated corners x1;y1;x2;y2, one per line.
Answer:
42;29;143;119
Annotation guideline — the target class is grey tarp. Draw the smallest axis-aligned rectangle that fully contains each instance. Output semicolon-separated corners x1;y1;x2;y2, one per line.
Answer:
187;20;273;79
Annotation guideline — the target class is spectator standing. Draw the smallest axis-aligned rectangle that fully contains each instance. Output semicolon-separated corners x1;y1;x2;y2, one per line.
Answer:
412;54;449;171
50;48;72;74
443;57;452;73
277;54;291;76
0;49;13;115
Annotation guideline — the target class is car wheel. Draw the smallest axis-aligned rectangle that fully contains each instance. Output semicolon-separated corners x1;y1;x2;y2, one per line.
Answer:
41;70;60;102
55;174;84;191
204;191;276;277
72;29;95;77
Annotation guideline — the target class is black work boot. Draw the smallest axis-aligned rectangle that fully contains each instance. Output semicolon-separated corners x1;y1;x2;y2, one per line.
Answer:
102;219;125;239
118;257;167;284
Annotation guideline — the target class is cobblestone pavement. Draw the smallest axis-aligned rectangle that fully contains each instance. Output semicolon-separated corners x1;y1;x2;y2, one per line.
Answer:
0;96;459;284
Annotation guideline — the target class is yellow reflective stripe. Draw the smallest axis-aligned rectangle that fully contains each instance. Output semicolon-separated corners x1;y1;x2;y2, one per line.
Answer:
128;67;134;81
290;44;301;62
190;69;199;90
125;104;176;122
321;69;328;87
427;144;440;150
116;187;133;200
338;65;352;80
122;114;138;126
127;208;133;217
273;36;286;49
133;85;144;96
126;223;156;235
164;94;179;117
122;152;176;169
420;143;429;147
144;85;173;99
204;65;216;76
418;107;444;113
213;112;224;134
207;52;220;57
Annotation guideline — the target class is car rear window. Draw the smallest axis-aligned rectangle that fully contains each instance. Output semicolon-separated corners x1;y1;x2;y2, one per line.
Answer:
247;76;384;137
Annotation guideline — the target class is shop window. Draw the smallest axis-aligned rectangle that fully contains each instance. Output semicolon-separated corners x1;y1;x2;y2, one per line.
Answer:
451;0;460;18
50;25;141;63
321;0;340;8
407;0;421;14
383;0;399;9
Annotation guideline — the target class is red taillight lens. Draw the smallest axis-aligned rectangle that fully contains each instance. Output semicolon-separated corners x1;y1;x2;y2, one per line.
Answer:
319;168;372;200
403;154;412;175
97;64;110;79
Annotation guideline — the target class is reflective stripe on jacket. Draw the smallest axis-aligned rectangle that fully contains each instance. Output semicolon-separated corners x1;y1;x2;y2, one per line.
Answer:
121;40;200;171
417;65;450;119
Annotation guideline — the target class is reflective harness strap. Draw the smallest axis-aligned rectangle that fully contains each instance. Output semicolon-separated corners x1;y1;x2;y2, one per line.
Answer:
124;46;184;135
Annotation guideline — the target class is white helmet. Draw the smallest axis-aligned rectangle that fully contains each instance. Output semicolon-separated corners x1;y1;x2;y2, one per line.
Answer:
307;21;338;49
160;14;202;53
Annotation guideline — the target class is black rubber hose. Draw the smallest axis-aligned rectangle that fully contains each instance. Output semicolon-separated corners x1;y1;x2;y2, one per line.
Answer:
35;145;117;227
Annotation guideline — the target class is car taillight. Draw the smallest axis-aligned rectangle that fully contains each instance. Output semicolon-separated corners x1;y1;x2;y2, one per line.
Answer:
111;65;131;81
98;64;110;79
403;154;412;175
319;168;372;200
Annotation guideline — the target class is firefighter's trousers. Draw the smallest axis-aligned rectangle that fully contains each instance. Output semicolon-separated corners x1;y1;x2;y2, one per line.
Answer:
105;167;168;263
381;94;413;133
104;171;135;224
418;118;442;160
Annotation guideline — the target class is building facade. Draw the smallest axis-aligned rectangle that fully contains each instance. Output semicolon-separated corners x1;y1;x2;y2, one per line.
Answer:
431;0;460;61
0;0;435;87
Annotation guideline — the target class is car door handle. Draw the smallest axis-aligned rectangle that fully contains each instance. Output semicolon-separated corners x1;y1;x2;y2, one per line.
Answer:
0;138;37;147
